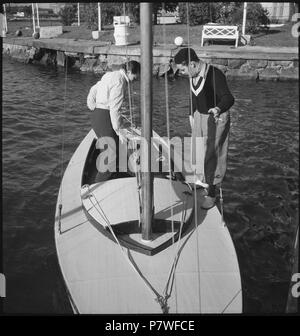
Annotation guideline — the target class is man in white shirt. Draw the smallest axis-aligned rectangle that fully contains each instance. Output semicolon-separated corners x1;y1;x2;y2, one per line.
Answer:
87;60;140;176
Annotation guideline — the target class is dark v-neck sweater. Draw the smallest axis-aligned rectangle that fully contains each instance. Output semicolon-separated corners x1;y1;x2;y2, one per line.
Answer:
191;65;234;114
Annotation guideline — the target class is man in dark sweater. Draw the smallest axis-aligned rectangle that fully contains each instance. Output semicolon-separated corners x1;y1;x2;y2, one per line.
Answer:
174;48;234;209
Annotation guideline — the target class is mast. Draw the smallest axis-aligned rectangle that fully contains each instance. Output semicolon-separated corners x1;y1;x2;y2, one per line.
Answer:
35;3;40;28
3;4;8;33
31;3;36;34
242;2;247;36
97;2;101;32
140;3;153;241
77;3;80;26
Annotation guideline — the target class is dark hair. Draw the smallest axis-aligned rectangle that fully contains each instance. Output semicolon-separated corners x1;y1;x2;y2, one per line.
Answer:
174;48;199;66
125;60;141;74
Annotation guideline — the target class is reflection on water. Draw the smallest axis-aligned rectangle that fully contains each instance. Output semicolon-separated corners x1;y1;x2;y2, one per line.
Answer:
2;57;299;313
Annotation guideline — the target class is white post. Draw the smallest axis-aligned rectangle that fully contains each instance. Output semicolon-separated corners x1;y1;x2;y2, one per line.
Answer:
242;2;247;36
98;2;101;31
123;2;126;23
77;3;80;26
32;3;36;34
3;4;8;32
35;3;40;28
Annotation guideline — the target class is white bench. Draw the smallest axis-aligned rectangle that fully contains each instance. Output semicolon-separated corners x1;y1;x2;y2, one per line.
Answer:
201;25;239;48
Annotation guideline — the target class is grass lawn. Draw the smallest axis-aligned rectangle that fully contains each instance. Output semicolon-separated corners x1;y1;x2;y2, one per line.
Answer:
250;22;298;48
5;19;298;48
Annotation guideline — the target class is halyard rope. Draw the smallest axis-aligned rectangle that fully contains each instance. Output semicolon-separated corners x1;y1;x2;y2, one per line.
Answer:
186;2;202;313
212;58;225;226
87;187;189;313
122;4;142;223
58;55;68;234
162;2;178;313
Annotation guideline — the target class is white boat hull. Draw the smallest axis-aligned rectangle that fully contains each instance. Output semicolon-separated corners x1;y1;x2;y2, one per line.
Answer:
54;129;242;313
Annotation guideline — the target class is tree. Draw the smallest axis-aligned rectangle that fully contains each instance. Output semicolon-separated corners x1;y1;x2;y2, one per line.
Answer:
81;3;123;30
125;3;140;24
121;3;178;25
22;5;32;18
242;3;270;33
178;2;214;26
212;2;269;33
153;3;178;25
178;2;269;33
81;3;98;29
59;4;77;26
229;3;270;33
212;2;243;24
102;3;122;25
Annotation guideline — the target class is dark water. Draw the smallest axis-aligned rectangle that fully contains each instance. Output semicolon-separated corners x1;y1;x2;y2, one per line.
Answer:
2;57;299;314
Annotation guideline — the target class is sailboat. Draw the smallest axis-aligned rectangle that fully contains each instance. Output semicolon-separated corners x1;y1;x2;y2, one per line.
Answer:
54;3;242;314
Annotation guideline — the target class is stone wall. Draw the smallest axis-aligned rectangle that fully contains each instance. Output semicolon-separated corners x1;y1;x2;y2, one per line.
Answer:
3;44;37;64
3;42;298;81
209;58;299;81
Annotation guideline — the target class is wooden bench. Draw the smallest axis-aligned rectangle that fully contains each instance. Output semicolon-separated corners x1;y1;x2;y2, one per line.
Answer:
201;25;239;48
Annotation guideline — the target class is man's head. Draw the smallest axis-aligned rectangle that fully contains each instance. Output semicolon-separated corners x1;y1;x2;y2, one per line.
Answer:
126;60;141;81
174;48;202;78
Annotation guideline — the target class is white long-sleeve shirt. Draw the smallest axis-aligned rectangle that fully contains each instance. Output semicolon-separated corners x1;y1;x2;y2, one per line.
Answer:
87;69;129;133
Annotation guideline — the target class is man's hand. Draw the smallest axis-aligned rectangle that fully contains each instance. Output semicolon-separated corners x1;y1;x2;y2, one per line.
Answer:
117;128;128;144
189;115;194;129
208;107;221;123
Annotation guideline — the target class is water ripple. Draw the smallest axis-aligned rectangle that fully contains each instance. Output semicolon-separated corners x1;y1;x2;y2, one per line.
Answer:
2;57;299;314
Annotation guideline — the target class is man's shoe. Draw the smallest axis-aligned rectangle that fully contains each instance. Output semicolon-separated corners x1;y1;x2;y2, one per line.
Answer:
201;196;216;210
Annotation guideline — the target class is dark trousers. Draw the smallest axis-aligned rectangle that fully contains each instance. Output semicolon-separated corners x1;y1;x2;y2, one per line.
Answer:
91;108;119;176
91;108;135;176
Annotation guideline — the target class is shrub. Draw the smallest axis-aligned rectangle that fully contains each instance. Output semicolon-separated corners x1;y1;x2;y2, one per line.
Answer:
59;4;77;26
81;3;98;30
22;5;32;18
81;3;123;30
211;2;243;24
178;2;270;34
243;3;270;34
229;3;270;34
178;2;213;26
130;4;140;24
102;3;122;25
